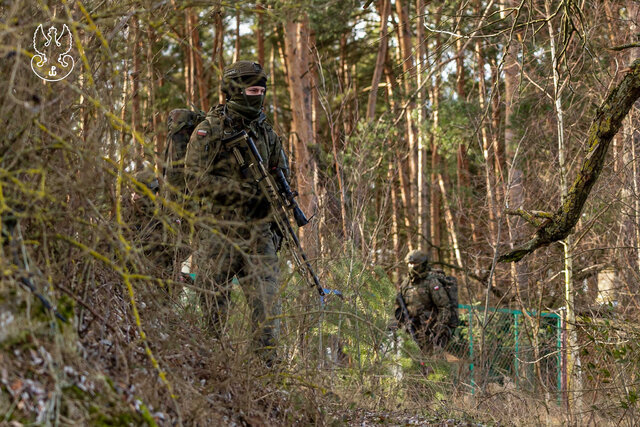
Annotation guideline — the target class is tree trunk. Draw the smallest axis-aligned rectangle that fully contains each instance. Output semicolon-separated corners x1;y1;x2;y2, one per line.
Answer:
394;0;416;240
545;0;580;411
389;162;402;281
428;8;443;260
189;10;209;112
270;41;279;130
233;9;240;63
416;0;429;248
430;128;441;261
212;4;225;104
184;9;195;107
604;1;621;173
384;51;404;271
131;15;142;168
438;174;462;268
283;16;318;254
454;16;475;244
384;56;412;250
475;36;498;270
146;21;163;171
366;0;390;121
501;0;526;295
626;0;640;278
276;25;291;134
256;3;265;66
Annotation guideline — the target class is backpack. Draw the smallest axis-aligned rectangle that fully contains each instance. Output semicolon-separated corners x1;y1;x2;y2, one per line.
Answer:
430;269;460;329
163;108;206;195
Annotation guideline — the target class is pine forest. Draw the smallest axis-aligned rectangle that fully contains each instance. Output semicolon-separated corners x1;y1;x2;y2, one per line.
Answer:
2;0;640;425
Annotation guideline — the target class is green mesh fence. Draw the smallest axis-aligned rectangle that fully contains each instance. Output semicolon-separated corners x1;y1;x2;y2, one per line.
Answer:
447;305;562;396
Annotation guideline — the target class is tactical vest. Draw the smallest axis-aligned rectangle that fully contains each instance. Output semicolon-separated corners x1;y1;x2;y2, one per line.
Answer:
428;269;459;328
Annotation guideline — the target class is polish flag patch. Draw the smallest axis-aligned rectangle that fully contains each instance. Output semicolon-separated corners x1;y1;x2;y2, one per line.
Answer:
196;129;208;136
434;285;440;290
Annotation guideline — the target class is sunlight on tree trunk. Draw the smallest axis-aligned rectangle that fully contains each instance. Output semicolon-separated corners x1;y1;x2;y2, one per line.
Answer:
366;0;389;122
284;16;318;255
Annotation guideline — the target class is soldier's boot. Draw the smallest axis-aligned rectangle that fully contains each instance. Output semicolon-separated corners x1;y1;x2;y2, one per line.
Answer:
199;289;231;339
254;325;281;367
248;290;281;366
432;324;452;350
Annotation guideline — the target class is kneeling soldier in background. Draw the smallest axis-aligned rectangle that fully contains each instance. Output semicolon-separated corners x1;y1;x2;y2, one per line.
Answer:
395;250;458;354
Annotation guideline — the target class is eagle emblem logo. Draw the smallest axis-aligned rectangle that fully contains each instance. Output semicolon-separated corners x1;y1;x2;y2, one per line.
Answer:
31;24;75;82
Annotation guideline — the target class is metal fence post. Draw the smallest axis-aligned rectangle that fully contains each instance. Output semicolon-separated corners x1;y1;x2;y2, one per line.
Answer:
469;305;475;393
558;309;564;405
514;312;519;385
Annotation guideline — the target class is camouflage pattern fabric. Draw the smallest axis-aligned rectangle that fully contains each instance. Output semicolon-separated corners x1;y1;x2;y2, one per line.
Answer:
185;103;288;362
128;167;174;277
165;108;205;192
398;271;453;353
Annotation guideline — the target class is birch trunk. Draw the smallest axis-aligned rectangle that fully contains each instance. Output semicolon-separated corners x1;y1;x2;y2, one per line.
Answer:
546;0;580;410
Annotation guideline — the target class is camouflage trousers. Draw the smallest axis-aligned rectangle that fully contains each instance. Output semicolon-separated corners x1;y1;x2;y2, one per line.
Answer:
412;317;452;355
193;220;281;361
137;220;189;279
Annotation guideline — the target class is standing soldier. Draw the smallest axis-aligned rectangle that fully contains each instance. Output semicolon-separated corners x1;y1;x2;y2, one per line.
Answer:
129;166;174;276
396;250;457;354
185;60;290;365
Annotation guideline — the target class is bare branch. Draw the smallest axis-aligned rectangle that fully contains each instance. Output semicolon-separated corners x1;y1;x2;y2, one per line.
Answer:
608;42;640;52
499;59;640;263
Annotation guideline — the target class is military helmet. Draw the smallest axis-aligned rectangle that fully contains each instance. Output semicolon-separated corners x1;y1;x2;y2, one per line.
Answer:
222;60;267;99
405;250;428;266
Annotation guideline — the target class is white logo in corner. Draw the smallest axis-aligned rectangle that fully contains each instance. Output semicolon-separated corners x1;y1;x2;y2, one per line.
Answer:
31;24;75;82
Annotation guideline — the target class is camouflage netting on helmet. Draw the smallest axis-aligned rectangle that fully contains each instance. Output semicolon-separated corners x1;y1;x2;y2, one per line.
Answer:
221;60;267;99
404;249;428;266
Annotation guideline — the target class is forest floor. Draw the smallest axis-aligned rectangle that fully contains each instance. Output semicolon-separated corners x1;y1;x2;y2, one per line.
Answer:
1;284;501;426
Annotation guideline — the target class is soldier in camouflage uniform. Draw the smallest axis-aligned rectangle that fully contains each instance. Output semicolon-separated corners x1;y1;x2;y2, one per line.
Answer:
185;60;289;364
396;250;454;354
129;167;175;277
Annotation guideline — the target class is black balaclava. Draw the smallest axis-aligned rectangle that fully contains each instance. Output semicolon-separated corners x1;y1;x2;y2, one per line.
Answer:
227;75;267;120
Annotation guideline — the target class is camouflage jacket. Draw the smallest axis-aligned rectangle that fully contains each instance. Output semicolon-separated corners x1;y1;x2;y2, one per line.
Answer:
399;271;452;328
184;104;289;220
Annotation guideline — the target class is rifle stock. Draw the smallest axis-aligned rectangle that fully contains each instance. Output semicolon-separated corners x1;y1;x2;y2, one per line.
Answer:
221;130;324;297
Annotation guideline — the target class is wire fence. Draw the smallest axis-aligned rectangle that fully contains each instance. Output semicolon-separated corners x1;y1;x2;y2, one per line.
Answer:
447;305;562;397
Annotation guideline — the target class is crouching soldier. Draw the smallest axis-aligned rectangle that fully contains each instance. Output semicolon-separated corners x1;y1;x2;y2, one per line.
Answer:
395;250;459;354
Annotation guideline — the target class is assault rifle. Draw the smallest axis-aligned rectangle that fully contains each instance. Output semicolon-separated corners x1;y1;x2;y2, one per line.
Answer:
221;130;324;297
395;292;417;340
